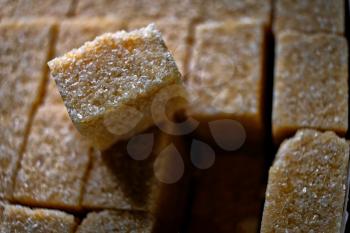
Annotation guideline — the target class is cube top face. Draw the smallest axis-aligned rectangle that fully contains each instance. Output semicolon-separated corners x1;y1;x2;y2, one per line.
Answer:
274;0;344;34
201;0;271;25
187;21;265;119
0;204;76;233
128;19;190;75
13;105;90;210
76;210;154;233
273;31;348;141
261;129;349;233
0;20;53;115
49;24;181;124
56;19;125;56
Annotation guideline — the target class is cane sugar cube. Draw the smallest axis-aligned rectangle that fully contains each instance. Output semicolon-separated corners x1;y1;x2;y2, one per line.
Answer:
76;210;154;233
128;19;190;75
48;24;183;150
187;21;266;141
272;31;348;143
261;129;349;233
274;0;345;34
56;18;125;56
0;20;54;200
201;0;272;25
0;204;76;233
13;106;90;211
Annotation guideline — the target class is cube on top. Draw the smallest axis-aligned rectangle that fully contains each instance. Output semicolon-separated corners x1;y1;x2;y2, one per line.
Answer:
48;24;183;150
272;31;348;143
274;0;345;34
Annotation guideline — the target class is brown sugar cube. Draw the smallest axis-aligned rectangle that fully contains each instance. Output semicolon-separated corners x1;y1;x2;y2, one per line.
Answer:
76;210;154;233
12;0;74;18
261;129;349;233
12;105;90;211
55;18;126;56
200;0;272;25
187;21;266;142
128;19;190;75
0;20;55;200
82;129;189;232
48;24;184;150
189;152;265;233
272;31;348;143
0;203;76;233
274;0;345;34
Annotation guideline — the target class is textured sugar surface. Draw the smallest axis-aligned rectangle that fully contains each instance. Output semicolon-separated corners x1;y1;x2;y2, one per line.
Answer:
200;0;271;24
76;0;137;18
0;0;18;19
76;0;200;20
261;129;349;232
187;21;265;120
13;106;90;210
82;148;156;211
0;21;53;199
12;0;73;18
48;24;182;149
0;204;76;233
56;19;125;56
273;31;348;142
274;0;345;34
128;19;190;75
49;24;180;122
76;210;154;233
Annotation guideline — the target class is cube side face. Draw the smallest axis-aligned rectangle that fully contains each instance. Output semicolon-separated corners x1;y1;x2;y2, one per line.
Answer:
12;106;90;210
49;25;182;149
187;22;266;137
0;21;54;200
274;0;345;34
0;204;76;233
201;0;272;25
261;129;349;232
76;210;154;233
272;32;348;143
